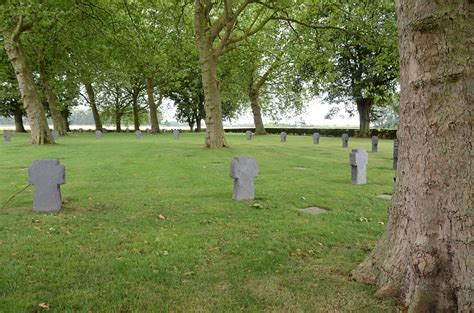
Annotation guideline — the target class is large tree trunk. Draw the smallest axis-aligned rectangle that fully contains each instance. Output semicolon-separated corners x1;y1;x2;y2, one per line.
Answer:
3;32;53;144
131;88;140;131
198;53;227;147
249;89;267;135
38;64;67;136
196;118;202;132
356;98;372;138
84;82;102;130
14;104;26;132
352;2;473;311
146;77;161;133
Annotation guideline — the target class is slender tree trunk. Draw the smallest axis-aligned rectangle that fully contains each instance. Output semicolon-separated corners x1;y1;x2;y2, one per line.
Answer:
198;53;227;147
14;104;26;132
196;118;202;132
352;2;473;311
115;113;122;132
249;89;267;135
84;82;102;130
146;77;160;133
131;89;140;131
61;109;70;132
3;32;53;144
39;66;67;136
356;98;372;138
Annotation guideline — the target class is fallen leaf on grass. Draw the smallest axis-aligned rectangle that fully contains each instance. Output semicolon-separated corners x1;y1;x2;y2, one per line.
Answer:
378;221;385;225
252;203;263;209
38;303;50;309
158;214;166;220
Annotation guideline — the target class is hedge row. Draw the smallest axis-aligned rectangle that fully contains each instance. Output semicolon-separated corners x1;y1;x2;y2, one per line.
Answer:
224;128;397;139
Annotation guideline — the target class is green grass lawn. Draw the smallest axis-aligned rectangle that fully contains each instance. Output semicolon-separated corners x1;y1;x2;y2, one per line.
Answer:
0;132;398;312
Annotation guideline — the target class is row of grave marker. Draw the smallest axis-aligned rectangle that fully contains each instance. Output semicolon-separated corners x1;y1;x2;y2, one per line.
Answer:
27;145;395;212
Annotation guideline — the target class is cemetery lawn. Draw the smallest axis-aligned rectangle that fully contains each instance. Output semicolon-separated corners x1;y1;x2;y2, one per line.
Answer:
0;132;398;312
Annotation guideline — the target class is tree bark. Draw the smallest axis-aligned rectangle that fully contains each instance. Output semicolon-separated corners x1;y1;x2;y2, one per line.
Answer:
249;89;267;135
14;104;26;132
84;82;102;130
3;31;53;144
356;98;372;138
115;113;122;132
61;109;70;132
38;62;67;136
131;88;140;131
196;118;202;132
352;2;473;311
146;77;161;133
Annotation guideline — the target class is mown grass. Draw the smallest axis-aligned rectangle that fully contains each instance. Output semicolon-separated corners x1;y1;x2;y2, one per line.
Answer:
0;132;398;312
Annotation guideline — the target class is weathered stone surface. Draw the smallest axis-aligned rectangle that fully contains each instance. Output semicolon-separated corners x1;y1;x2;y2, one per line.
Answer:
372;136;379;152
135;130;142;140
245;131;253;140
393;139;399;170
230;156;258;201
342;133;349;148
95;130;102;139
28;160;65;212
350;148;368;184
3;130;11;142
173;129;180;139
52;130;59;140
313;132;320;144
280;132;287;143
299;207;328;215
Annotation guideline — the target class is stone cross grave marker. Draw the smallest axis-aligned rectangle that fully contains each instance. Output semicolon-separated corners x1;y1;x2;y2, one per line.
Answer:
3;130;11;142
135;130;142;140
173;129;180;139
350;148;368;184
95;130;102;139
342;133;349;148
393;139;399;170
372;136;379;152
245;131;253;140
313;132;320;144
280;132;287;143
52;130;59;140
230;156;258;201
28;160;65;212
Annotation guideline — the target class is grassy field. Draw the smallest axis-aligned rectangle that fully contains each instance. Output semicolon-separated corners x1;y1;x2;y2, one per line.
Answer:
0;132;398;312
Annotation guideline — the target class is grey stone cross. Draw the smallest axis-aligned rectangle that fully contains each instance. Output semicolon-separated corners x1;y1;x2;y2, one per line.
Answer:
52;130;59;140
95;130;102;139
342;133;349;148
280;132;287;143
350;148;368;185
135;130;142;140
245;131;253;140
3;130;11;142
173;129;180;139
393;139;399;170
313;132;320;144
28;160;66;212
372;136;379;152
230;156;258;201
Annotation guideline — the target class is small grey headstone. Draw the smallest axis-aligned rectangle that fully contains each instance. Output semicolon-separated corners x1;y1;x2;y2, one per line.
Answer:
145;128;150;134
313;132;320;144
350;148;368;185
125;128;130;133
78;128;84;134
280;132;287;143
372;136;379;152
3;130;12;142
245;131;253;140
173;129;180;139
95;130;102;139
135;130;142;140
393;139;399;170
28;160;65;212
230;156;258;201
299;207;328;215
101;128;107;134
342;133;349;148
52;130;59;140
377;194;392;200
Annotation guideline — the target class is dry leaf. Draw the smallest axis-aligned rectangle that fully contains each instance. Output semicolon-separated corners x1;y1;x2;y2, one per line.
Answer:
158;214;166;220
38;302;50;309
